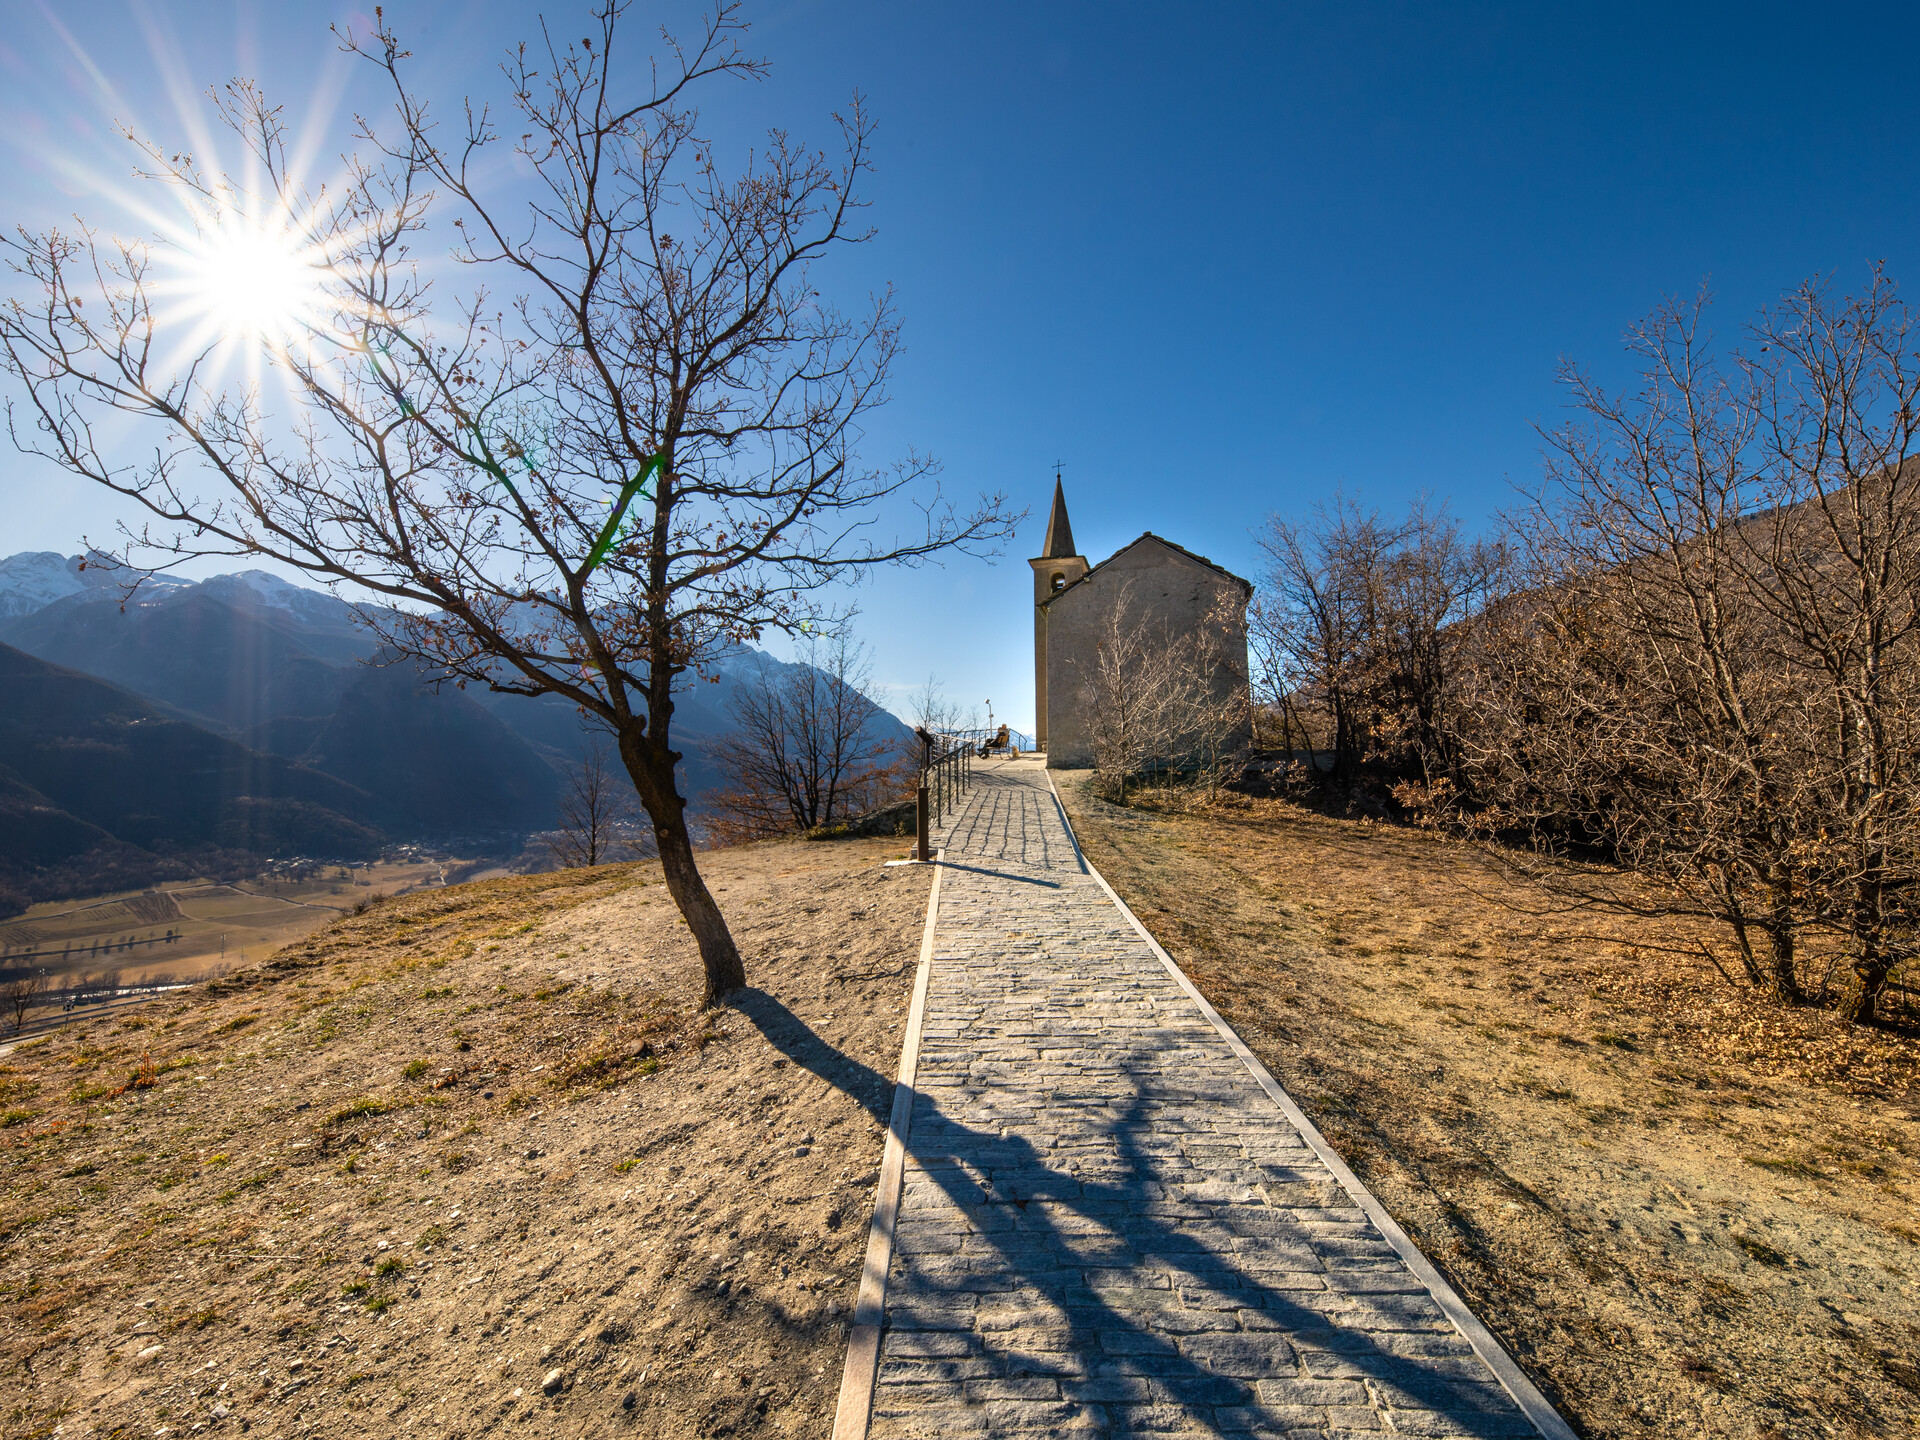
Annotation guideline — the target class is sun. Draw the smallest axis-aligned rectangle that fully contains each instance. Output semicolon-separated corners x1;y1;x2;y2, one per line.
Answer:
172;206;329;347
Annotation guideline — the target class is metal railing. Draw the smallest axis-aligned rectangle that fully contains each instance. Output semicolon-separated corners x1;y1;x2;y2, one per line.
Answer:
928;724;1035;757
913;728;975;860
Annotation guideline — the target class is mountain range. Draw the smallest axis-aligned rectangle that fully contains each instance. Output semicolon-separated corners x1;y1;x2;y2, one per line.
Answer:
0;553;912;913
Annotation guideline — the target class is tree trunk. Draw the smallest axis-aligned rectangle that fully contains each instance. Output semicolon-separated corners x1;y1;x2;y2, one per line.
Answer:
1841;872;1890;1025
618;730;745;1007
1763;869;1800;1003
1843;948;1893;1026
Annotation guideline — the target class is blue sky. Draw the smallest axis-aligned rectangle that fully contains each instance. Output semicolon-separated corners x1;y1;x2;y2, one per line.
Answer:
5;1;1920;731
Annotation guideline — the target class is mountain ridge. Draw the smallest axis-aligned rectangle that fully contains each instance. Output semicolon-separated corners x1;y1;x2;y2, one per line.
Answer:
0;641;386;915
0;554;915;910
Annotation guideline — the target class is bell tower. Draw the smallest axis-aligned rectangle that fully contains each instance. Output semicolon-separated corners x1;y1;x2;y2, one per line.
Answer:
1027;476;1089;751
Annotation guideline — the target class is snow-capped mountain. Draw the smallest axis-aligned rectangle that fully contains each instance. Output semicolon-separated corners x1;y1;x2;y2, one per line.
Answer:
0;551;186;620
0;552;86;617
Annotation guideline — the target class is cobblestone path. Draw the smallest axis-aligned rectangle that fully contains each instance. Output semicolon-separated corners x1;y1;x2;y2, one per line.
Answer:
866;760;1554;1439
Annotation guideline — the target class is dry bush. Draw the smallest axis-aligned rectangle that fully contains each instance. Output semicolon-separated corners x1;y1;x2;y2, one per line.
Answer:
1080;584;1249;804
707;635;908;843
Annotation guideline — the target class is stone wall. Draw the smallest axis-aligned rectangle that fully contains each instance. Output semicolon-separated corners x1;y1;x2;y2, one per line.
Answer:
1042;537;1251;769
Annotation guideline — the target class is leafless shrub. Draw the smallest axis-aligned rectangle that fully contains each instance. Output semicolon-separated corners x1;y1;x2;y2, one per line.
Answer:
708;634;908;841
545;736;645;869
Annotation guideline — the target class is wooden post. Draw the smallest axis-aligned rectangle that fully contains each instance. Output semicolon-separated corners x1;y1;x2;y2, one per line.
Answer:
916;784;930;862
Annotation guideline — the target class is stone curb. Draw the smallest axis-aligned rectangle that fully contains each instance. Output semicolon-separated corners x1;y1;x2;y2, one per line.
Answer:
833;846;946;1440
1041;769;1580;1440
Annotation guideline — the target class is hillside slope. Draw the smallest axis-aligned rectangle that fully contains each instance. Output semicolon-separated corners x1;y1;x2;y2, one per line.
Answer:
0;835;925;1439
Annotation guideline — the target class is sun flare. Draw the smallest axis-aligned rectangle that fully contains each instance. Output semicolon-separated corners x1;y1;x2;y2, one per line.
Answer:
173;208;328;346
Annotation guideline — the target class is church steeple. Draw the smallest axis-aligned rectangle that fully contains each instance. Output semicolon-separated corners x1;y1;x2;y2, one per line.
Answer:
1041;477;1076;560
1029;475;1089;753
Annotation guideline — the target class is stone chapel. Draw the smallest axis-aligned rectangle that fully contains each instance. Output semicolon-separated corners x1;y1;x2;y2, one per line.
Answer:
1028;480;1255;768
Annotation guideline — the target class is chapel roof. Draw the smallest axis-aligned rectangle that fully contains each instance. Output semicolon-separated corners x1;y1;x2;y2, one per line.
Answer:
1038;531;1254;608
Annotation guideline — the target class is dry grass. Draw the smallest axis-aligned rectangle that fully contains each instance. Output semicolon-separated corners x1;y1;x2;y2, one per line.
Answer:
1058;773;1920;1440
0;837;927;1440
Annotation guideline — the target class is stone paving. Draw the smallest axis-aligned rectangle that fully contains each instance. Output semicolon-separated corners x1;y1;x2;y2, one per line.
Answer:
867;760;1544;1439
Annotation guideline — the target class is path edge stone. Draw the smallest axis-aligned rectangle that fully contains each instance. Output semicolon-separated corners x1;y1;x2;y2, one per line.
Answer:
1043;769;1581;1440
832;849;945;1440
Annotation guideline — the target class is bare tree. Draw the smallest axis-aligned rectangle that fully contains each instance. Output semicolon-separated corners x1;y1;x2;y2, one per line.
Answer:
909;673;966;736
1497;290;1807;1001
0;3;1015;1003
1077;582;1249;804
1253;495;1500;791
1080;594;1183;803
1449;276;1920;1022
545;736;641;868
1743;272;1920;1022
5;972;46;1034
1188;595;1256;798
708;633;905;837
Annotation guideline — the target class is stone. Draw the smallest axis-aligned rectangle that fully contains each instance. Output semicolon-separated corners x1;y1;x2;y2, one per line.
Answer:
863;763;1555;1440
542;1368;565;1395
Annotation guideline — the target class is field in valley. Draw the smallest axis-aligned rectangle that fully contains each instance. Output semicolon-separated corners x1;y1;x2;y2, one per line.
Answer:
1055;771;1920;1440
0;860;492;994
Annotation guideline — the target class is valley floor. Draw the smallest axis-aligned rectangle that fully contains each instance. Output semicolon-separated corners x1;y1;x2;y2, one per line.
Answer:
1;857;483;992
1054;771;1920;1440
1;835;926;1439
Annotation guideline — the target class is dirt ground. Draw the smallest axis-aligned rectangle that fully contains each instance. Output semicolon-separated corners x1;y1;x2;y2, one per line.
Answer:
0;834;926;1440
1053;772;1920;1440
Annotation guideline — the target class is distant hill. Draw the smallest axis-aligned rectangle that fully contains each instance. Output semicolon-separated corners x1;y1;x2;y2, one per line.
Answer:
0;642;384;915
0;568;561;835
0;555;917;904
1;568;382;733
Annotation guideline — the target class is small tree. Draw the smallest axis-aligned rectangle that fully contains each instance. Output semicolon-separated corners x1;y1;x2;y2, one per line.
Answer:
1447;274;1920;1023
0;3;1014;1004
909;673;966;736
1744;272;1920;1022
5;972;46;1034
1078;584;1186;803
709;633;904;838
545;736;641;868
1173;594;1255;800
1253;495;1500;791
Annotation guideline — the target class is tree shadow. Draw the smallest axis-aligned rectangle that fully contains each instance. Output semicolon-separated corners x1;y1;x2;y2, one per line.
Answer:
732;989;1540;1437
932;862;1063;889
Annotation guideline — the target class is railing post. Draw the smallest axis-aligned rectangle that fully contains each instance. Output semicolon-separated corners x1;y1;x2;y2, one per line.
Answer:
916;783;930;862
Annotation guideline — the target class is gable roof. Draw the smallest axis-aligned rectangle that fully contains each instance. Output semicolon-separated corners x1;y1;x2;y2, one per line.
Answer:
1039;531;1253;608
